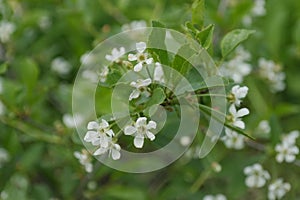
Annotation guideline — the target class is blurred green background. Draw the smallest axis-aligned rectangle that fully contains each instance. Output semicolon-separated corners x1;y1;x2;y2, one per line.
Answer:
0;0;300;199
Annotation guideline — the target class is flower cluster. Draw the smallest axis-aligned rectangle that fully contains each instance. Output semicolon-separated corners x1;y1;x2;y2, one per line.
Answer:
51;57;72;76
222;85;249;149
0;20;15;43
242;0;266;26
84;119;121;160
244;163;291;199
275;130;299;163
220;46;252;83
74;149;93;173
258;58;286;93
82;42;163;160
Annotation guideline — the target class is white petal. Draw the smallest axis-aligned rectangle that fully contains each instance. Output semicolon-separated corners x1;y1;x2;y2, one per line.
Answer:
146;131;155;141
237;108;250;117
85;163;93;173
105;54;113;61
134;136;144;148
229;104;237;115
87;121;99;130
146;121;157;129
106;129;115;137
134;62;143;72
141;78;152;86
128;53;137;61
145;58;153;64
234;120;245;129
136;117;147;127
93;147;107;156
100;119;109;128
136;42;146;53
245;176;256;187
124;125;136;135
84;131;98;142
111;149;121;160
285;154;296;162
100;135;109;148
129;90;140;100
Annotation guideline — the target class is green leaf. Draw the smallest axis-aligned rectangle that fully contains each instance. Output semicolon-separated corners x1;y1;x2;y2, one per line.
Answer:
148;21;169;65
196;24;214;49
100;70;122;88
172;44;194;76
221;29;255;58
191;0;205;28
146;87;166;107
186;22;214;49
0;63;8;74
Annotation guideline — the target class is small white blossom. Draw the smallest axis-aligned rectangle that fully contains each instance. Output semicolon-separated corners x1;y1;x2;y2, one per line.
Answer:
282;130;299;145
93;136;121;160
203;194;227;200
124;117;157;148
228;104;250;129
258;58;285;93
257;120;271;135
180;136;192;147
251;0;266;17
0;21;15;43
80;51;96;66
121;20;147;32
129;78;151;101
84;119;114;148
222;128;245;149
82;69;98;83
275;142;299;163
244;163;270;188
128;42;153;72
105;47;125;63
74;149;93;173
98;66;109;83
63;113;84;128
229;85;249;106
153;62;165;83
51;57;72;76
0;191;8;200
268;179;291;200
0;148;9;168
38;15;51;30
220;47;252;83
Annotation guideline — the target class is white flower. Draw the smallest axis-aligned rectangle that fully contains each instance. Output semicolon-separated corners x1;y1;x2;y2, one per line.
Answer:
82;67;109;83
74;150;93;173
38;15;51;30
228;104;249;129
84;119;114;148
51;57;72;75
203;194;227;200
220;47;252;83
105;47;125;63
129;78;151;101
63;113;84;128
268;179;291;200
180;136;192;147
124;117;157;148
0;148;9;168
275;142;299;163
128;42;153;72
222;128;245;149
229;85;249;106
258;58;285;93
153;62;165;83
98;66;109;83
282;130;299;145
121;20;147;32
257;120;271;135
251;0;266;17
93;137;121;160
0;21;15;43
244;163;270;188
80;51;96;66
